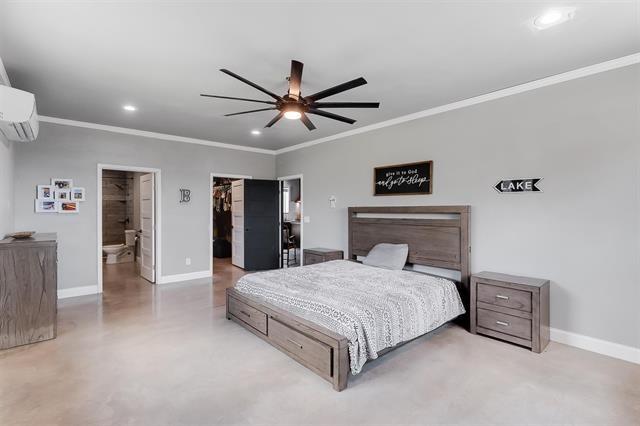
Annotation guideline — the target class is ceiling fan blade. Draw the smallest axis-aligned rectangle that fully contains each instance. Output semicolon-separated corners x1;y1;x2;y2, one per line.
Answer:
307;109;356;124
220;69;283;101
288;60;304;99
304;77;368;102
265;112;284;128
311;102;379;109
200;94;276;105
224;107;277;117
300;113;316;131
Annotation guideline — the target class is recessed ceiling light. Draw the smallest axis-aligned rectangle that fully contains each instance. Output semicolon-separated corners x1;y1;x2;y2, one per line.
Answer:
122;105;137;112
533;8;575;29
284;111;302;120
251;130;261;135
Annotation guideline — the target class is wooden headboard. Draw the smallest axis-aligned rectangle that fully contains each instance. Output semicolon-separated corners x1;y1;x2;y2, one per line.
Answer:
348;206;471;326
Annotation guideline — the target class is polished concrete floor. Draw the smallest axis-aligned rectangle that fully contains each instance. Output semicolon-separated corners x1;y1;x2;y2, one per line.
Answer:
1;260;639;425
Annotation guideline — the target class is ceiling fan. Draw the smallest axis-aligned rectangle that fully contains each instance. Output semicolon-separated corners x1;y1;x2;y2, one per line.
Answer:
200;60;380;130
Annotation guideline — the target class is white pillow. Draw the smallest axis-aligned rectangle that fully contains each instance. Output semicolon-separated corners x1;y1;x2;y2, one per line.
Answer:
362;243;409;270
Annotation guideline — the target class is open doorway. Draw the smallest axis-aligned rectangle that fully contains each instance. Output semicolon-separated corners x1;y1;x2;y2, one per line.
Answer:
209;173;251;277
97;164;160;294
279;175;303;268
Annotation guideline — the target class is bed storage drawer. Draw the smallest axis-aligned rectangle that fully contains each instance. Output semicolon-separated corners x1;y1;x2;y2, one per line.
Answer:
477;308;531;341
477;283;531;312
228;296;267;334
268;318;332;377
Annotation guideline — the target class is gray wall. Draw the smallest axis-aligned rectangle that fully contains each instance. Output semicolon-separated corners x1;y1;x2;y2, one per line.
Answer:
0;134;14;236
277;64;640;348
14;122;275;289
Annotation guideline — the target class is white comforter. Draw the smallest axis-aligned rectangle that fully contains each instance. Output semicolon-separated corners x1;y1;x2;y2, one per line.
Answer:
234;260;465;374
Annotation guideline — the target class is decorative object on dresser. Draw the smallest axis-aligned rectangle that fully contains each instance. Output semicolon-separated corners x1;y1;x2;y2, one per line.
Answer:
373;161;433;196
0;233;58;350
303;248;343;265
470;271;550;353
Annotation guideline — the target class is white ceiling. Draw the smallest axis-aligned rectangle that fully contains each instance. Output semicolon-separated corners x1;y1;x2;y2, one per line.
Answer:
1;1;638;151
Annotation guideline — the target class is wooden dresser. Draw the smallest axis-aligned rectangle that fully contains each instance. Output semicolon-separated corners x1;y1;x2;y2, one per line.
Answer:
0;233;58;350
303;248;344;266
470;271;550;353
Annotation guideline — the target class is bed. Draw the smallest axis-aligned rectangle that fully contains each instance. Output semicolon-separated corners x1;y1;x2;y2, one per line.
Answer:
226;206;471;391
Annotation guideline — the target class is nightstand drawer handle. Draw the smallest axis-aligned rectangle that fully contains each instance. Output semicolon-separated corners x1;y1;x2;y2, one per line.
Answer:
495;320;510;327
240;310;251;318
495;294;509;300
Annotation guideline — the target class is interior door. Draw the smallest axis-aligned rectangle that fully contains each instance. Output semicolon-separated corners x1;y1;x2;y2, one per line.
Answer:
244;179;279;271
140;173;155;282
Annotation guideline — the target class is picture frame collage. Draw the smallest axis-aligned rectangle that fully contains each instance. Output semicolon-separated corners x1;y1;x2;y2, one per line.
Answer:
35;179;86;214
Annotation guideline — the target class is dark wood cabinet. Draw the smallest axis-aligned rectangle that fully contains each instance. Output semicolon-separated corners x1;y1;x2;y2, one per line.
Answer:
303;248;344;266
470;271;550;353
0;233;58;350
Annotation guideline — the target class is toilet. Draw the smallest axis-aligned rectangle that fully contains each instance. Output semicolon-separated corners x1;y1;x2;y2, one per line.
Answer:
103;229;136;264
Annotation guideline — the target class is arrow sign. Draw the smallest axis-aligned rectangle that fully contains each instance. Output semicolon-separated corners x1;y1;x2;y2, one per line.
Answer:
494;178;542;193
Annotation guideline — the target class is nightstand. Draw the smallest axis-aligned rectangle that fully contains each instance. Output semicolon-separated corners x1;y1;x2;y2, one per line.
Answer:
303;248;344;265
470;271;550;353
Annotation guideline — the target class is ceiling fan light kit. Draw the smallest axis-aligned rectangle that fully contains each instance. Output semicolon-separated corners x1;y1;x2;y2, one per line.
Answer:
201;60;380;131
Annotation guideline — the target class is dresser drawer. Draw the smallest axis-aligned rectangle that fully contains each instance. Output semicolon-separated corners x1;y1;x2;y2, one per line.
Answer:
477;283;531;312
269;318;332;377
228;296;267;334
304;253;324;265
477;308;531;340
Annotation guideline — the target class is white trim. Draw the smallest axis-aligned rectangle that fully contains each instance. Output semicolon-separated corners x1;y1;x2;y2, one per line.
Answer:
97;164;162;293
157;270;211;284
209;172;252;276
278;174;303;266
551;328;640;365
40;116;275;155
38;54;639;156
58;285;98;299
275;53;640;154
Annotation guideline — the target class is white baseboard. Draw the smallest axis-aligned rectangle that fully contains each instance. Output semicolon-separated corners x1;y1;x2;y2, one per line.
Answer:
58;285;99;299
157;270;211;284
550;328;640;365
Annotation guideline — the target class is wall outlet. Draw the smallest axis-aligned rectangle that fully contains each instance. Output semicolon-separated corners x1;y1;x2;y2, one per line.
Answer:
185;257;191;266
329;196;336;208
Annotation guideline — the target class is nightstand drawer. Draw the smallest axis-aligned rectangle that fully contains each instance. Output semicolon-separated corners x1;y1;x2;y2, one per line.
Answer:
304;253;323;265
477;308;531;340
477;283;531;312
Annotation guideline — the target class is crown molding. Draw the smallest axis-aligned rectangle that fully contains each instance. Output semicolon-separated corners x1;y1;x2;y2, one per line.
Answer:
38;116;276;155
275;52;640;155
39;53;639;157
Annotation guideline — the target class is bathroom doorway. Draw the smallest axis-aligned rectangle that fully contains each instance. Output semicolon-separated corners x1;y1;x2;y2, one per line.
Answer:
209;173;251;277
97;164;161;294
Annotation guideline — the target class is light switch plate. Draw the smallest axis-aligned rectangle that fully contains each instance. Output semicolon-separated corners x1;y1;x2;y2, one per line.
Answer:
303;216;310;223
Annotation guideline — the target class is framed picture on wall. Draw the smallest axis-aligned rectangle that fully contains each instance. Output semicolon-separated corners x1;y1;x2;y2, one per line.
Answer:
59;201;79;214
35;199;58;213
55;188;71;200
37;184;54;200
70;187;86;201
374;161;433;196
51;178;73;190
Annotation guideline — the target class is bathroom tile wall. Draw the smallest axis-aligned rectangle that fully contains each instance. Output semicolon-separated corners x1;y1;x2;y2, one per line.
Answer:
102;170;132;245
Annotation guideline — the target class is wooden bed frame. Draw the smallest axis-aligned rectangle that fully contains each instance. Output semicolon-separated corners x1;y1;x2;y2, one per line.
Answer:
226;205;470;391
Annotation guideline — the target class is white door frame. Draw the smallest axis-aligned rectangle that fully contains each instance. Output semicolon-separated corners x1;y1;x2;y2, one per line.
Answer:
209;172;252;275
97;164;162;293
277;174;303;266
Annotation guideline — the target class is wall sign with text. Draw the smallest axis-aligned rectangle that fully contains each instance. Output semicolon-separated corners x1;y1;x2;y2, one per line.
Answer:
374;161;433;196
494;178;542;193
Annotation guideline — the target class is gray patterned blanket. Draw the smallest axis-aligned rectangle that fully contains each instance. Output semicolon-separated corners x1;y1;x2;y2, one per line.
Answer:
234;260;465;374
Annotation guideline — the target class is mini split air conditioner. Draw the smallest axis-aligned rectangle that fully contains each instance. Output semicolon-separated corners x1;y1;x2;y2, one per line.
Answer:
0;85;39;142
